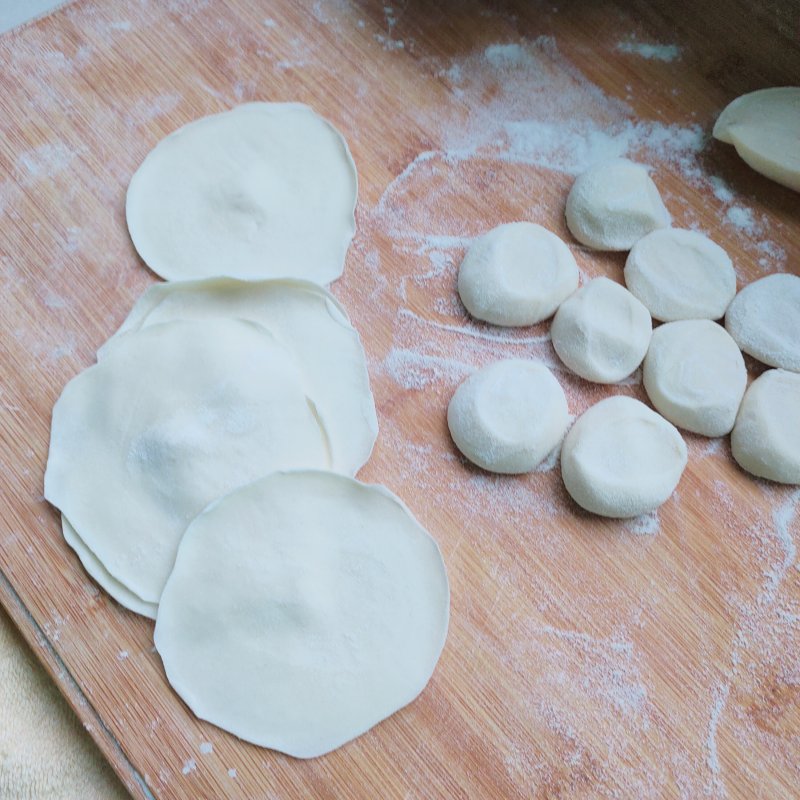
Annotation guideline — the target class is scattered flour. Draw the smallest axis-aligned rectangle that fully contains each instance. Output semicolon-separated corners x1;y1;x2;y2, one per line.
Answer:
181;758;196;776
616;40;681;62
199;741;213;755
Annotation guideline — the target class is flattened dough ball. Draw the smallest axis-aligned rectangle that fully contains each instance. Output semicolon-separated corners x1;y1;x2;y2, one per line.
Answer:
551;277;652;383
725;273;800;372
154;471;449;759
126;103;357;283
447;359;570;474
731;369;800;484
624;228;736;321
457;222;579;326
643;320;747;437
565;158;670;251
713;87;800;192
560;396;688;518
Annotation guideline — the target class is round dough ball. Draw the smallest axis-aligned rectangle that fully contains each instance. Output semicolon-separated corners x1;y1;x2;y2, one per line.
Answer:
725;273;800;372
560;396;688;518
154;471;449;758
447;359;570;474
713;87;800;193
624;228;737;321
643;320;747;437
550;277;652;383
731;369;800;484
457;222;579;326
126;103;357;284
565;158;670;251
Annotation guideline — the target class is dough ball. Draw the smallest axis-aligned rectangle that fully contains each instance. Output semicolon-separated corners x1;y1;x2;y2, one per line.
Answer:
713;87;800;193
126;103;357;284
550;277;652;383
624;228;736;321
447;359;570;474
725;273;800;372
457;222;579;326
643;320;747;437
560;396;687;518
565;158;670;251
154;471;449;758
731;369;800;484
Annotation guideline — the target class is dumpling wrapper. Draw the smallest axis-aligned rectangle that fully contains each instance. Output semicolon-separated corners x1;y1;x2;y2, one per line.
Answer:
154;470;450;759
45;319;329;605
99;277;377;476
126;102;358;283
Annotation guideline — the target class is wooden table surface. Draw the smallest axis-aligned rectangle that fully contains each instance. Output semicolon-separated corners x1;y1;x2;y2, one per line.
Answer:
1;1;799;798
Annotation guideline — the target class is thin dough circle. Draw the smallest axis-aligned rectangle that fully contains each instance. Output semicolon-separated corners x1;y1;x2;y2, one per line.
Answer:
731;369;800;484
126;103;358;283
447;359;570;474
565;158;670;251
457;222;579;326
725;273;800;372
99;278;378;476
560;396;688;518
44;319;329;604
154;471;450;759
643;320;747;437
551;277;652;384
624;228;736;321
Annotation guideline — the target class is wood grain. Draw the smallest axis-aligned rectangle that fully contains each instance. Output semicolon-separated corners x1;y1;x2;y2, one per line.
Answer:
1;1;799;798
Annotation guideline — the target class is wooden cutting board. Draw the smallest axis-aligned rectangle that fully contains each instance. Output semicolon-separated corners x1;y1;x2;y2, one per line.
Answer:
1;1;799;797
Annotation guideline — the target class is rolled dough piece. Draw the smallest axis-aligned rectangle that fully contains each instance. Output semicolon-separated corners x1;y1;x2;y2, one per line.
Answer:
713;87;800;192
457;222;579;326
154;471;449;759
624;228;736;321
99;278;378;476
560;396;688;518
643;320;747;437
44;319;329;605
731;369;800;484
126;103;358;283
565;158;670;251
447;359;569;474
725;273;800;372
62;517;158;620
550;277;652;383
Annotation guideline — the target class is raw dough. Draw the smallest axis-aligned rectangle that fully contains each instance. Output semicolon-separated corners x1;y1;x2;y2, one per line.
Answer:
713;87;800;192
624;228;736;321
154;470;449;759
99;278;377;476
643;320;747;437
447;359;570;474
565;158;670;251
126;103;358;283
62;517;158;620
44;319;329;605
550;277;652;383
560;396;688;518
725;273;800;372
457;222;579;326
731;369;800;484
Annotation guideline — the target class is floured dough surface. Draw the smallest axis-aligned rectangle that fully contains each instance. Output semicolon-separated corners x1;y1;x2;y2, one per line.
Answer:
44;319;329;604
100;278;378;476
731;369;800;484
643;320;747;437
713;87;800;192
565;158;670;251
457;222;579;326
551;277;652;383
447;359;570;474
126;103;357;283
560;396;688;518
624;228;736;321
725;273;800;372
154;471;449;759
